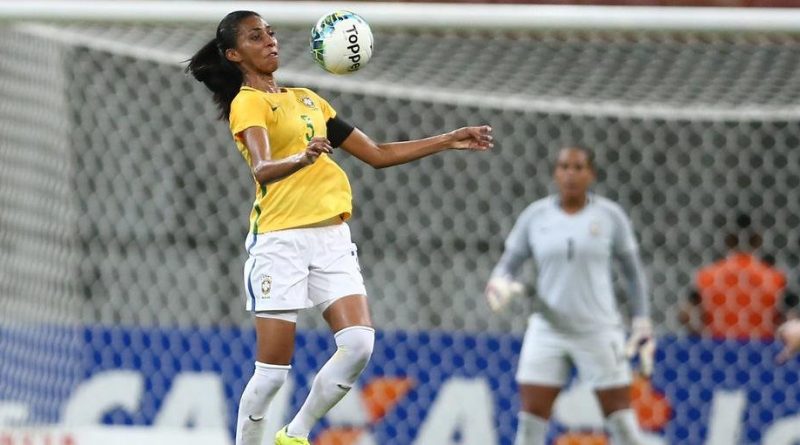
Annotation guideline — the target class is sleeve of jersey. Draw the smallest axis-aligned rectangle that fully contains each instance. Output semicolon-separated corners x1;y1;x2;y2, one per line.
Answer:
618;250;650;317
491;209;534;279
612;206;650;317
229;92;274;136
612;206;639;255
308;89;337;120
311;90;354;147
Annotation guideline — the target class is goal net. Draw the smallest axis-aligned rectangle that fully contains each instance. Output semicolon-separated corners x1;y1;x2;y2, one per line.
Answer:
2;3;800;444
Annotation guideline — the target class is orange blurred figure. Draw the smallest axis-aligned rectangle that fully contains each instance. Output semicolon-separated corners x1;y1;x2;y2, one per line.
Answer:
695;218;786;340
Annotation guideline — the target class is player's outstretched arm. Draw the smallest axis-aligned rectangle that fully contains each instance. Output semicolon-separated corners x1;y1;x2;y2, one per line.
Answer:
339;126;492;169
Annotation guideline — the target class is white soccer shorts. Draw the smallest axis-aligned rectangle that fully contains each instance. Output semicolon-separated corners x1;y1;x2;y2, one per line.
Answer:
242;222;367;312
515;317;632;389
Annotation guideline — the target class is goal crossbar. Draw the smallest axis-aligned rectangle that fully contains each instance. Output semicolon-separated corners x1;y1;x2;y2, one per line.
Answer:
3;1;800;33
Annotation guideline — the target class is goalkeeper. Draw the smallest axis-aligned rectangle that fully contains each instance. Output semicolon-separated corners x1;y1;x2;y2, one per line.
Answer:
486;146;653;445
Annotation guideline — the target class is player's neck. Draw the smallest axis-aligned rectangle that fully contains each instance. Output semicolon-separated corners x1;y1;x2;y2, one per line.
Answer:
243;73;280;93
560;194;588;214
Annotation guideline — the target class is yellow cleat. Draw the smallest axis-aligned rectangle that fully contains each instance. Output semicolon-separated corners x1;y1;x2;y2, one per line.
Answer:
275;426;310;445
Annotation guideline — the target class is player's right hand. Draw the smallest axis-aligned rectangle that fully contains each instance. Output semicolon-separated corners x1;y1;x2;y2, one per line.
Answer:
485;276;524;312
777;319;800;364
302;137;333;165
625;317;656;377
448;125;493;152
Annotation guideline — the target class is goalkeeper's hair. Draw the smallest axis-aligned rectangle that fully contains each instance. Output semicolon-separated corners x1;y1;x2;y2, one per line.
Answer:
186;10;259;120
555;145;596;171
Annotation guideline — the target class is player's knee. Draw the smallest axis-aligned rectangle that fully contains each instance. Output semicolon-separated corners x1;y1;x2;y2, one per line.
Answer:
598;395;631;417
520;403;553;420
335;326;375;376
519;395;554;419
596;385;631;416
519;385;559;420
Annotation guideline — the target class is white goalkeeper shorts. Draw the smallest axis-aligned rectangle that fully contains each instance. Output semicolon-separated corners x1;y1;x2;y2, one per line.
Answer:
515;317;632;389
242;222;367;313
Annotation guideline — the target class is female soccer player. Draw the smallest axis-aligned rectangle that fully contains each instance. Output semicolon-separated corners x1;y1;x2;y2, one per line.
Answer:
485;146;653;445
187;11;492;445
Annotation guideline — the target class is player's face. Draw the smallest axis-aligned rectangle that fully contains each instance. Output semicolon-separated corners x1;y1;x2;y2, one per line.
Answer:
554;148;595;199
228;15;279;74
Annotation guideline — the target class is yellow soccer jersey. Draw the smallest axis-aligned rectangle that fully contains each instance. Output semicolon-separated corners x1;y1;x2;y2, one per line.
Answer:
229;86;352;233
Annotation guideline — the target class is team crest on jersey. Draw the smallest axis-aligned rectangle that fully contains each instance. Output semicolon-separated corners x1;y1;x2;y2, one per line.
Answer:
260;275;272;299
300;96;317;109
589;221;602;236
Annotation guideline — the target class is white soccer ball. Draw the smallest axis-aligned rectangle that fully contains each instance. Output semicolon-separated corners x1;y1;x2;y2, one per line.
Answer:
310;11;373;75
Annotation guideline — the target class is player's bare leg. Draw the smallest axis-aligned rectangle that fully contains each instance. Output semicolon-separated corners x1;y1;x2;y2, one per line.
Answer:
282;295;374;441
322;294;373;331
255;317;297;365
515;384;561;445
236;317;296;445
596;385;644;445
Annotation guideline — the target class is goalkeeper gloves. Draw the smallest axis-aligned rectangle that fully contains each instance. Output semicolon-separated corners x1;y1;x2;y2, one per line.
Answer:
625;316;656;377
485;276;524;312
777;319;800;364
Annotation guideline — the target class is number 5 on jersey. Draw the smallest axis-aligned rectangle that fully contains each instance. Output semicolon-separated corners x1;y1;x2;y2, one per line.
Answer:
301;115;314;142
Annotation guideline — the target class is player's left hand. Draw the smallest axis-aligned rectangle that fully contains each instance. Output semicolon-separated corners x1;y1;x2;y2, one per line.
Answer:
447;125;493;151
777;319;800;364
625;316;656;377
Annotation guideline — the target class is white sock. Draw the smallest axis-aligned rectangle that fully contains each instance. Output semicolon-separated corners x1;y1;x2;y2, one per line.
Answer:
235;362;290;445
286;326;374;438
514;411;549;445
606;409;644;445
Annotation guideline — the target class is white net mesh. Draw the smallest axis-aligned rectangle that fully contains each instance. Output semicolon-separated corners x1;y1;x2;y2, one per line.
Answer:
2;18;800;444
0;29;83;425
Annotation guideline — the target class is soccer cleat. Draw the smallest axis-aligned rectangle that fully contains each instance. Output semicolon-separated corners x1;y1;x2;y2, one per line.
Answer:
275;426;310;445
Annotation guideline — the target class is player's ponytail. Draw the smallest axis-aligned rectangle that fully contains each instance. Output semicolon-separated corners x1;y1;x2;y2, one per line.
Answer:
186;11;259;120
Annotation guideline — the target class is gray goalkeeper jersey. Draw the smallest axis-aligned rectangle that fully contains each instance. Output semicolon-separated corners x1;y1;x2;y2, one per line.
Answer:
492;194;649;333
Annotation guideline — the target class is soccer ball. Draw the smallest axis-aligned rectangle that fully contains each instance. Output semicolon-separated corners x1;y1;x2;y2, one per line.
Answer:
310;11;373;75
